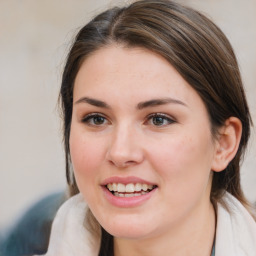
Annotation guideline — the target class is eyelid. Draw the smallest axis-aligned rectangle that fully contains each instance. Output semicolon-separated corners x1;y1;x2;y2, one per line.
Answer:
81;112;110;125
81;112;103;120
145;113;176;125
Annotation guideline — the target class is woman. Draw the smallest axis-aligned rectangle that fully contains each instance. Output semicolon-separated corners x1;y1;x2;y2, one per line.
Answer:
43;0;256;255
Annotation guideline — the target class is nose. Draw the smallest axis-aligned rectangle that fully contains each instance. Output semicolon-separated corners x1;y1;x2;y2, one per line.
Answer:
106;124;144;168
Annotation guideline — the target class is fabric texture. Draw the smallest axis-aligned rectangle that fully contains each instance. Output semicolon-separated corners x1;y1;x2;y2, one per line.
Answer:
215;193;256;255
43;192;256;256
42;194;100;256
0;191;66;256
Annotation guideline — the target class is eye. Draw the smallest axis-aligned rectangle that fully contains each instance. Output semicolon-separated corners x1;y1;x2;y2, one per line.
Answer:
82;113;108;126
146;113;175;127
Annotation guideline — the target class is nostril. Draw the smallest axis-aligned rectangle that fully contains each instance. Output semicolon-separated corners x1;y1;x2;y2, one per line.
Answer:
108;159;137;168
124;160;137;166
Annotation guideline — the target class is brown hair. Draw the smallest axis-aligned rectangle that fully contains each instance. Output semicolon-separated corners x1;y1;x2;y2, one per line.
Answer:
59;0;252;250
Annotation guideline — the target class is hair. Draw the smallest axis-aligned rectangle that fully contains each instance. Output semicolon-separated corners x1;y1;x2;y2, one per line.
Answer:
59;0;252;254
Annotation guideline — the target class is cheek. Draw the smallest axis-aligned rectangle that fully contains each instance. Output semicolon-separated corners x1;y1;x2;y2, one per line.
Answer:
150;133;214;198
69;129;106;191
151;134;208;167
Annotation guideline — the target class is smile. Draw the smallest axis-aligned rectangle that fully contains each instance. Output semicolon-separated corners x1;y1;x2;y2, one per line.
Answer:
106;183;157;197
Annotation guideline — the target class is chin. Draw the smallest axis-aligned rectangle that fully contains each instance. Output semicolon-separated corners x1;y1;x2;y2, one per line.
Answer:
106;226;151;239
100;215;155;239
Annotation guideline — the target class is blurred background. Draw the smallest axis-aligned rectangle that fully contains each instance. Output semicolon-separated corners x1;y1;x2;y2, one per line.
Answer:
0;0;255;232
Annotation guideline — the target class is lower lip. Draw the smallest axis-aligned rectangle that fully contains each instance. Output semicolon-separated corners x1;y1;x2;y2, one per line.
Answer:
102;186;157;208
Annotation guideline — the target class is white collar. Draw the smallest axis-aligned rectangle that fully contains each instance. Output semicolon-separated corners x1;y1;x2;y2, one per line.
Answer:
45;193;100;256
45;192;256;256
215;192;256;255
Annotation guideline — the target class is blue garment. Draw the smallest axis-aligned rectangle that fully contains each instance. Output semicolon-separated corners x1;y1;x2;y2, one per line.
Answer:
211;244;215;256
0;191;66;256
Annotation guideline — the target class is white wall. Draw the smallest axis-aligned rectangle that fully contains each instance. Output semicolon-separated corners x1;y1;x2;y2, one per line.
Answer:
0;0;255;230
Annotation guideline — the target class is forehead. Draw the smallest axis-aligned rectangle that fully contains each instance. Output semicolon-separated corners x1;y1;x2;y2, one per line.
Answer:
73;44;204;110
76;45;174;82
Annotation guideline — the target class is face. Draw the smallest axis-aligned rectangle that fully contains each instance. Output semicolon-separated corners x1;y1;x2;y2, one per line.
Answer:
70;45;217;240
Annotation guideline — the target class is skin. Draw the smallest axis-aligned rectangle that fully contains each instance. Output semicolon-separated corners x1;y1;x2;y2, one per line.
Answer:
69;44;222;256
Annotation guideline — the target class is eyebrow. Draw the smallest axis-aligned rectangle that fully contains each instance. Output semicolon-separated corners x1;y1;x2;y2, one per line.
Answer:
75;97;187;109
137;98;187;109
75;97;111;108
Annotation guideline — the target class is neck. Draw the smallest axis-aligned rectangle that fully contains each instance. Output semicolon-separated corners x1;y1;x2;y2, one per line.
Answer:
114;201;216;256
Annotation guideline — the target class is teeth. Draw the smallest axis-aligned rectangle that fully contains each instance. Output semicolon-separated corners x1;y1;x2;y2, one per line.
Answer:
135;183;142;192
117;183;126;192
126;183;135;192
114;192;148;197
148;185;153;190
107;184;113;191
112;183;117;191
125;193;133;197
107;182;155;193
142;184;148;191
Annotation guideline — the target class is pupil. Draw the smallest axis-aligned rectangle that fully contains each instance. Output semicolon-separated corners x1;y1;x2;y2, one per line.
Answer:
153;116;164;125
94;116;104;124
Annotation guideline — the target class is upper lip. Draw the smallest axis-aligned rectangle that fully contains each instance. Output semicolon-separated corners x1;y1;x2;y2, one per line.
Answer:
101;176;156;186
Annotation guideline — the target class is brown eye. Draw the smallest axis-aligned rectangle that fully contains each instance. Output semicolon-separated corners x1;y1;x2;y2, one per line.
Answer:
82;114;108;126
92;116;105;125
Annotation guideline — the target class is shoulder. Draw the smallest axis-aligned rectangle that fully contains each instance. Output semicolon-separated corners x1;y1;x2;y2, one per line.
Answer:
0;191;66;256
215;192;256;255
44;193;100;256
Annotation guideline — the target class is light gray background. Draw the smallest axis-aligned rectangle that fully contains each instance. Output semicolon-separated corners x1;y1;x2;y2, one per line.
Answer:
0;0;255;230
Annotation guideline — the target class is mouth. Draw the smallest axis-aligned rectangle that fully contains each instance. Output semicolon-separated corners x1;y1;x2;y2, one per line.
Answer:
105;183;157;197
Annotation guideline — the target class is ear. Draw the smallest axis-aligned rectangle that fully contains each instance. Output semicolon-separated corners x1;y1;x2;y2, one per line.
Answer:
211;117;242;172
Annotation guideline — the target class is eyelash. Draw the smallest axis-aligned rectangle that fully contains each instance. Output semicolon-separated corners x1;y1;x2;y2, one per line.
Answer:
81;113;176;127
81;113;109;126
145;113;176;126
